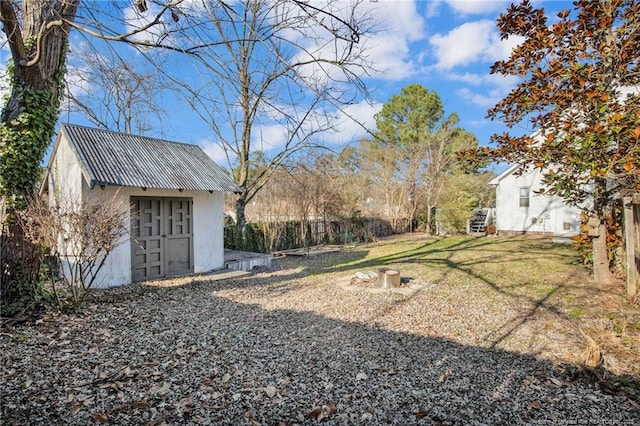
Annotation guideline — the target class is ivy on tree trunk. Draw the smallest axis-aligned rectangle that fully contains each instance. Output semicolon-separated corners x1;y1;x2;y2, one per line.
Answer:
0;0;80;315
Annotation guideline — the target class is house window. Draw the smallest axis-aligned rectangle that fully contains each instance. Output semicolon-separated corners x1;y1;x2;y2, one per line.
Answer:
563;222;571;231
519;187;530;207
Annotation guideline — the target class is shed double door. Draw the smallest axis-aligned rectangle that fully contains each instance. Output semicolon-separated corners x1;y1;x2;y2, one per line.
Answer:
131;197;193;282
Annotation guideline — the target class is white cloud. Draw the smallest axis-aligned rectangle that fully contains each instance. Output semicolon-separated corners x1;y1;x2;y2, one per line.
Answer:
456;87;505;108
290;1;427;82
123;4;172;46
447;71;520;89
256;99;383;148
424;0;444;18
364;1;427;80
254;123;290;151
446;0;511;15
64;63;92;100
201;138;229;164
202;99;382;166
322;101;383;145
429;19;523;70
456;87;491;108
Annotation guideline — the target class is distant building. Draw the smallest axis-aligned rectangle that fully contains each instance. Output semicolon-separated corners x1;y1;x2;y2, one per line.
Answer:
490;164;581;237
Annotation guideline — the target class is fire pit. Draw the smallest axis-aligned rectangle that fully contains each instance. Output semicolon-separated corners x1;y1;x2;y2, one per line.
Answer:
377;267;401;289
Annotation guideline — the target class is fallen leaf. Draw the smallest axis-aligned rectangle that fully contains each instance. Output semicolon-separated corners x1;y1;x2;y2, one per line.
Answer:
306;407;322;419
174;396;193;415
546;376;562;386
133;400;150;408
265;385;277;398
319;403;337;421
221;373;231;384
150;381;171;396
356;372;368;380
306;404;337;421
91;412;108;423
529;401;541;409
415;410;429;419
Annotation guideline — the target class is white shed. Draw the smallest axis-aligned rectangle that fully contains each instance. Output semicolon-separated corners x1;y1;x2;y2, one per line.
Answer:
43;124;241;287
490;164;581;237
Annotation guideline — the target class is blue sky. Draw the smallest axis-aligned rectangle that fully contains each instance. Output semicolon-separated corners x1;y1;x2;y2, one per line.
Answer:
2;0;573;171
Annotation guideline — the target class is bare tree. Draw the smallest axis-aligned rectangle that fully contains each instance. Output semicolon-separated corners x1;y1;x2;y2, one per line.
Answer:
361;141;411;232
64;46;169;135
0;0;373;312
167;0;374;242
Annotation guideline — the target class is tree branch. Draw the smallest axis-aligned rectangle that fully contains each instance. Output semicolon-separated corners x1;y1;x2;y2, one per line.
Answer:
0;0;27;65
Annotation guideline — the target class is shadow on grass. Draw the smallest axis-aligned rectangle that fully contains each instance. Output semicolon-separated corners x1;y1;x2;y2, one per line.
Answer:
142;235;613;356
92;235;637;407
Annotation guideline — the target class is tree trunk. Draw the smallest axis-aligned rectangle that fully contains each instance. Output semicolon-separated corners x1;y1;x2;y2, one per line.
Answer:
592;223;614;285
235;196;247;250
0;216;41;316
0;1;80;315
426;205;437;235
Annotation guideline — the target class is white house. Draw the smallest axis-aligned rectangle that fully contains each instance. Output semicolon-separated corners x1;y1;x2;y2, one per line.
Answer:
43;124;241;287
490;164;582;237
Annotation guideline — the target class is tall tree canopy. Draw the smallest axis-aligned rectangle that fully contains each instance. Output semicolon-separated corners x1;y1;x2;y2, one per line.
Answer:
371;84;479;233
466;0;640;284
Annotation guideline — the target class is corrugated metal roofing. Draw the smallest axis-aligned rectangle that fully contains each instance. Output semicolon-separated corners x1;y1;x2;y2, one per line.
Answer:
60;124;241;193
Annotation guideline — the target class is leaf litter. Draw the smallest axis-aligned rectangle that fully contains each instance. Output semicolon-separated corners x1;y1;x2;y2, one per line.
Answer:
1;236;639;424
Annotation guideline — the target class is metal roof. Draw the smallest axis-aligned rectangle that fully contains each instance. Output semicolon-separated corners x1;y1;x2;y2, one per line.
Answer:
60;124;241;193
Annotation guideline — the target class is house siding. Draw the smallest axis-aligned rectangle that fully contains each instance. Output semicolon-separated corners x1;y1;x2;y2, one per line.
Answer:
493;167;581;237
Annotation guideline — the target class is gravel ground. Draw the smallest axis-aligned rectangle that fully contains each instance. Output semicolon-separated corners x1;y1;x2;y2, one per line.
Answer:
1;246;639;425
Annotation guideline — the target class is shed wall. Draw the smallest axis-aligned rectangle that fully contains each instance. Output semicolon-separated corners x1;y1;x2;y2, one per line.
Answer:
88;187;224;288
49;134;85;203
49;134;226;288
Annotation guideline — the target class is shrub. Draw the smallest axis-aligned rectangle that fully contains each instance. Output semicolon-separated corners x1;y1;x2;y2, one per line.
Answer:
21;194;130;312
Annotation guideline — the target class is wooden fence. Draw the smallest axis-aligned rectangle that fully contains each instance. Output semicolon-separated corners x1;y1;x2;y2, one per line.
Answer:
623;197;640;297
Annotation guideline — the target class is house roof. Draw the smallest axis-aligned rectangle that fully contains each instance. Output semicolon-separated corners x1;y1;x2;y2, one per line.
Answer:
489;164;520;186
57;124;241;193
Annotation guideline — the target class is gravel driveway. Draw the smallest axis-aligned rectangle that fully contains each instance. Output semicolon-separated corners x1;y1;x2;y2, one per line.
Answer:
2;247;639;425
